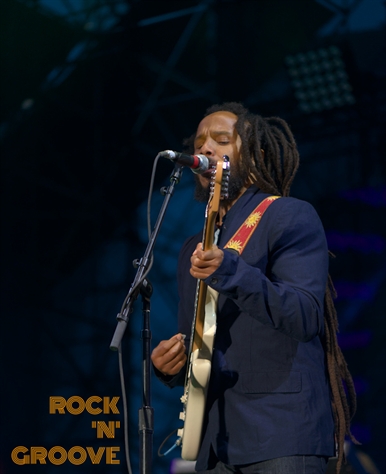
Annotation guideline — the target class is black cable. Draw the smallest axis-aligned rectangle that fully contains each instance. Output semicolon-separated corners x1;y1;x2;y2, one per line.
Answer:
157;428;181;457
118;343;132;474
115;153;162;473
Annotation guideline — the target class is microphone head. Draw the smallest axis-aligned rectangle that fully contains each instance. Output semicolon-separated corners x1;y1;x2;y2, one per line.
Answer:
159;150;212;174
191;154;210;174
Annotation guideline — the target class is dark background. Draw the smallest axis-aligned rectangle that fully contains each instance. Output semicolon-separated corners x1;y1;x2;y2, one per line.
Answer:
0;1;385;473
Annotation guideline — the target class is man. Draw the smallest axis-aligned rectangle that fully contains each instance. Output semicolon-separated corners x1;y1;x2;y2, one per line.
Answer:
151;103;356;473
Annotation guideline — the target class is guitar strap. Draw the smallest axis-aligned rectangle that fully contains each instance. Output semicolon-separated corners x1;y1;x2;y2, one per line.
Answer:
224;196;280;255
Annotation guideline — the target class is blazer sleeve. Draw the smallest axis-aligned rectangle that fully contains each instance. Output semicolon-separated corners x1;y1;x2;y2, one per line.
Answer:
204;198;329;342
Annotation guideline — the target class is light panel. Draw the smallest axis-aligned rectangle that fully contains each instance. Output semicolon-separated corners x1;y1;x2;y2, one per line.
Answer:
286;46;356;113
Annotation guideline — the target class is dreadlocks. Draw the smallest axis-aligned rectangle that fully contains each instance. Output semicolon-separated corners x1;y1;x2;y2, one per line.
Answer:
203;102;299;197
188;102;358;472
324;269;359;473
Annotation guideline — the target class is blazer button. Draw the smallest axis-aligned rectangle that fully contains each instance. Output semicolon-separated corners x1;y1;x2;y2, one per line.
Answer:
210;277;218;285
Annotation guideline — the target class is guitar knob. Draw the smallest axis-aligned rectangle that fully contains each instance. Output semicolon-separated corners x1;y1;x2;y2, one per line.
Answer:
179;411;185;420
177;428;184;438
180;394;187;403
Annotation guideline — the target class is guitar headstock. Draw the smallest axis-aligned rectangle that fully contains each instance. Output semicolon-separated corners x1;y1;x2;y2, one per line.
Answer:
209;156;230;212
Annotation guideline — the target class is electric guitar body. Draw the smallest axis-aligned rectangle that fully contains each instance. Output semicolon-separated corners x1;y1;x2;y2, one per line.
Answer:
178;157;230;461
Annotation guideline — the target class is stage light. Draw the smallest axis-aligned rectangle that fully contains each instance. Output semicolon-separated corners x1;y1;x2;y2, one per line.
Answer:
285;46;355;113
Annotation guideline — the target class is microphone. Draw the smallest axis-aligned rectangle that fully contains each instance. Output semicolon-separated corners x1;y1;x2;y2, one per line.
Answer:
159;150;210;174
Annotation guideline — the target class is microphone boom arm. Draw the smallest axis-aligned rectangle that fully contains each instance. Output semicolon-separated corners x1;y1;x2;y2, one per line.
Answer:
109;163;183;350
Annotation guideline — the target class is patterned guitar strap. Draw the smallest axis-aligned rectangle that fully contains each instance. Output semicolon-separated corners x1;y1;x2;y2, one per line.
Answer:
223;196;281;255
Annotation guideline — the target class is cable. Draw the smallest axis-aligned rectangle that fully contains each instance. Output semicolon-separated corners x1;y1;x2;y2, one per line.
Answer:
115;153;182;471
118;343;132;474
147;154;161;239
114;153;162;474
157;428;181;457
117;154;162;318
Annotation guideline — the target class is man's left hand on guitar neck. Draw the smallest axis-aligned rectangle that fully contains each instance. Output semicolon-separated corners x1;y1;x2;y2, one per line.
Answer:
190;244;224;281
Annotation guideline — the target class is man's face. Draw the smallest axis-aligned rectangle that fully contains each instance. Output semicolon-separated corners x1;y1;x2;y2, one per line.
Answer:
193;111;244;203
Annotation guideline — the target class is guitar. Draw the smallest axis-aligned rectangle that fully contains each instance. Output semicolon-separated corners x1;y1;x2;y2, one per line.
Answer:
177;157;230;461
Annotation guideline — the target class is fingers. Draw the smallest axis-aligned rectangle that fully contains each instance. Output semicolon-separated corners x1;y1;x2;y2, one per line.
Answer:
152;334;184;357
151;334;187;376
192;243;220;260
190;244;224;279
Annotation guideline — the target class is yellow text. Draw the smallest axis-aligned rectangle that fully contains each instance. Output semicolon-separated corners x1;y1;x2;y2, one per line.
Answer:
49;396;120;415
11;446;120;465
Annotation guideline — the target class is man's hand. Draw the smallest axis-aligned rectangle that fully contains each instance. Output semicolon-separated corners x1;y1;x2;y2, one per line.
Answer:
151;334;187;376
190;243;224;280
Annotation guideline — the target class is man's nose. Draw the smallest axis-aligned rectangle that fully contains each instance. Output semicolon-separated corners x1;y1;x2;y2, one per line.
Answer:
200;139;215;157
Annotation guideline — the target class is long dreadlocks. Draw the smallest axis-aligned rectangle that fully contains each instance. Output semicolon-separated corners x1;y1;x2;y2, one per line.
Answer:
189;102;358;472
203;102;299;197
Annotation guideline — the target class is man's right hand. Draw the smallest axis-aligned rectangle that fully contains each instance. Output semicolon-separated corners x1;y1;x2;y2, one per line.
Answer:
151;333;187;376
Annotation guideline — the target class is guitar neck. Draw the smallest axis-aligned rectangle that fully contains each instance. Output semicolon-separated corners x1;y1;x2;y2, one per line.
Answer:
192;217;217;352
191;159;228;352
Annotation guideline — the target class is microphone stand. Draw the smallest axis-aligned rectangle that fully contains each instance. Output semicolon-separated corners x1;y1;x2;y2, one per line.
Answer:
139;277;153;474
109;163;184;474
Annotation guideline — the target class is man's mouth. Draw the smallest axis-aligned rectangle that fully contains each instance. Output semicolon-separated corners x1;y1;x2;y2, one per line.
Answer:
201;171;212;179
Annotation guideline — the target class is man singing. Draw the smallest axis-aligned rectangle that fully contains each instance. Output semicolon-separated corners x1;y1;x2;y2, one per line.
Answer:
151;102;357;474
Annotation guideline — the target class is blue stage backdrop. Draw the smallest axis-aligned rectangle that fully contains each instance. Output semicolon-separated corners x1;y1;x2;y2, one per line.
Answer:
1;1;385;473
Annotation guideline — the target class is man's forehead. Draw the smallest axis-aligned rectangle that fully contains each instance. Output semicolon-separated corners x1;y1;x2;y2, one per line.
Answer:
205;110;238;120
196;111;238;133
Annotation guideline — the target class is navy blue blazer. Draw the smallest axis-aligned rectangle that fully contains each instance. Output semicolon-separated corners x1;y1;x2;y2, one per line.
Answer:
166;186;335;469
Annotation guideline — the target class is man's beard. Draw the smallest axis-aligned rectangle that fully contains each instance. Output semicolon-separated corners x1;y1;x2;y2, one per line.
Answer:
194;167;245;205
